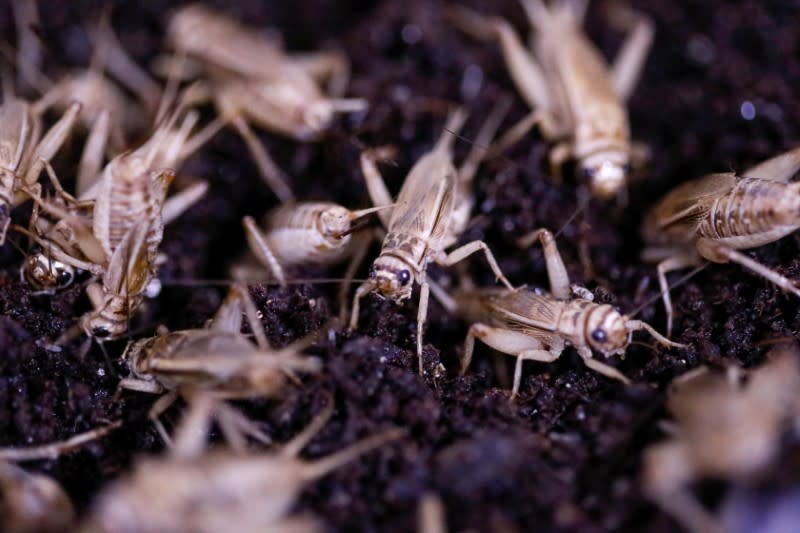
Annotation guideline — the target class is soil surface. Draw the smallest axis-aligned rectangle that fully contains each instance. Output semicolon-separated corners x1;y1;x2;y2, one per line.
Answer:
1;0;799;531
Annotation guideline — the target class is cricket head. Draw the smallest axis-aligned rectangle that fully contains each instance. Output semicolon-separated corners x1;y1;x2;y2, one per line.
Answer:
369;255;415;303
318;205;354;241
302;98;367;139
23;252;75;291
585;304;630;356
580;151;630;200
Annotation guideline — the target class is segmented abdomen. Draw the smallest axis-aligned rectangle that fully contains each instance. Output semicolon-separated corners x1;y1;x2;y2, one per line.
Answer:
698;179;794;239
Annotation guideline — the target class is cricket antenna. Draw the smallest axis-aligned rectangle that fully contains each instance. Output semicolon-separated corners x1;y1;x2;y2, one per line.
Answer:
554;192;590;240
628;264;707;319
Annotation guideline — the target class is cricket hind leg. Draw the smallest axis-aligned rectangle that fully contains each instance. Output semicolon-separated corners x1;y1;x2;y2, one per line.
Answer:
697;238;800;299
607;4;654;102
516;227;571;300
742;146;800;182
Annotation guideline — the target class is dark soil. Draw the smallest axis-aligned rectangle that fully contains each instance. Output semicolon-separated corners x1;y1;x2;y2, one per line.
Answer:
1;0;799;531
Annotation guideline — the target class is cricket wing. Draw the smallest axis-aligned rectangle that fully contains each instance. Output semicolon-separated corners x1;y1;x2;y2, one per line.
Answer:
103;221;152;296
388;152;457;241
650;173;737;231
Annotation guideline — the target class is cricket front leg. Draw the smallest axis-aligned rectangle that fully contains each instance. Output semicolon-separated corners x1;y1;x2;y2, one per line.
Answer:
148;390;180;447
416;279;432;375
516;227;571;300
338;232;372;323
230;115;295;203
577;347;631;384
438;241;514;290
360;146;397;228
487;108;561;160
549;141;573;183
242;215;287;286
652;252;700;338
349;280;376;331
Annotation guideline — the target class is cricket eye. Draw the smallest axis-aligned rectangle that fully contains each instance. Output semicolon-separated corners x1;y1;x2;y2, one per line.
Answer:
397;269;411;286
591;328;607;343
56;270;73;287
92;327;111;339
368;265;377;278
582;167;596;179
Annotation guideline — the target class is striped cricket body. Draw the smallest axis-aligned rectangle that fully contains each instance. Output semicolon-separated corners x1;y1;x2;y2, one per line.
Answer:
641;147;800;336
456;227;681;397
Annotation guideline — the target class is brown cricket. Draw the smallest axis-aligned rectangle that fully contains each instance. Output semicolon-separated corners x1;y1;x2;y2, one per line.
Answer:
349;102;515;375
449;0;653;200
454;228;682;397
642;343;800;533
641;146;800;336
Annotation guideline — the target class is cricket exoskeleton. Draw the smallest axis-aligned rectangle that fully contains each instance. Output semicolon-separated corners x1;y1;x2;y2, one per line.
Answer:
454;228;683;397
350;102;515;375
79;393;404;533
0;89;80;245
159;3;367;202
0;461;75;533
117;283;322;443
238;202;392;318
449;0;653;200
642;343;800;533
641;146;800;336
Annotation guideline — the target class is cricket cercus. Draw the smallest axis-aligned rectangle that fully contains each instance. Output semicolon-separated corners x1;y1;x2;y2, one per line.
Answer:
161;3;367;202
642;343;800;533
641;146;800;336
449;0;654;200
453;228;683;398
350;102;515;375
79;394;405;533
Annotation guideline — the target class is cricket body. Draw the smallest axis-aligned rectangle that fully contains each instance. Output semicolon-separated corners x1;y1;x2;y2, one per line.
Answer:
641;146;800;336
642;343;800;533
0;461;75;533
80;394;404;533
22;103;208;294
239;201;389;317
117;284;321;443
0;95;80;244
450;0;653;199
456;228;682;397
163;4;367;202
350;103;515;375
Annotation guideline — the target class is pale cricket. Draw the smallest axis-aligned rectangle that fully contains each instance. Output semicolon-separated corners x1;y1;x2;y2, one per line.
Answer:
0;461;75;532
642;343;800;533
641;146;800;336
79;394;404;533
453;228;683;398
349;101;515;375
238;201;392;319
449;0;653;200
117;283;321;444
159;3;368;202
